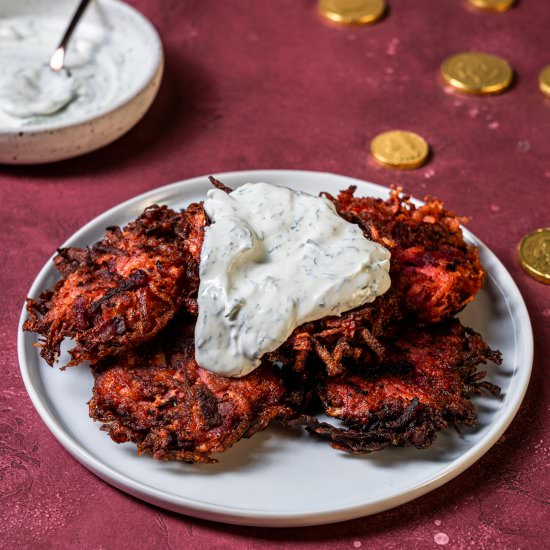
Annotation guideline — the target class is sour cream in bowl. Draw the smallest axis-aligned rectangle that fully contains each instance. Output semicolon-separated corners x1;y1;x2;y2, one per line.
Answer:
0;0;163;164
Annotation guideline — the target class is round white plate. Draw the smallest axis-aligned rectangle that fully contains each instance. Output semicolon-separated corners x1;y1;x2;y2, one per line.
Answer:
0;0;163;164
18;170;533;527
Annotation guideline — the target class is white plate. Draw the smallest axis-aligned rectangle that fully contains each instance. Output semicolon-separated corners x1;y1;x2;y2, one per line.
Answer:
18;170;533;527
0;0;163;164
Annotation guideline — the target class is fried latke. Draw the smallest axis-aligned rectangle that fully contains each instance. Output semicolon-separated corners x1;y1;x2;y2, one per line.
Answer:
330;187;485;323
90;316;302;463
271;288;403;378
298;320;501;453
23;182;500;463
24;203;205;367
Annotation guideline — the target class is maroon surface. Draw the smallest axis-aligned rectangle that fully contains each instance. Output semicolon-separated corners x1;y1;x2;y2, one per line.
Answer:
1;0;549;548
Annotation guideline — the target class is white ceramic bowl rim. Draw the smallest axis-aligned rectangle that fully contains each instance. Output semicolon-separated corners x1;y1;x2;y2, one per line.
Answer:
0;0;163;135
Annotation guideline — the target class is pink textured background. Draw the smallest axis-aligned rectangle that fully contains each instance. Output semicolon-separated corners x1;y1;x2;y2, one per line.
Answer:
2;0;549;548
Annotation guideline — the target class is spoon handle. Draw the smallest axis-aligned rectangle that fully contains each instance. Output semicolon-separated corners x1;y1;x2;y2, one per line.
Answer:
49;0;93;71
57;0;93;51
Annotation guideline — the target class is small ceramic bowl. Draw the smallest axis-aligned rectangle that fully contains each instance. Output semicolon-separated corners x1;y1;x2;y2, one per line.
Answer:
0;0;163;164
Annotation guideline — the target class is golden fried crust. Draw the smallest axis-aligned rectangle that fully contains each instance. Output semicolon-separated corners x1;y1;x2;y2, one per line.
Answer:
297;320;501;453
89;318;297;463
24;203;205;367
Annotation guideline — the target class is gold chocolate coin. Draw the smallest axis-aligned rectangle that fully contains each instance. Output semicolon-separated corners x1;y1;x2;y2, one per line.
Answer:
441;52;513;95
518;228;550;285
539;65;550;98
370;130;429;170
468;0;515;12
318;0;386;25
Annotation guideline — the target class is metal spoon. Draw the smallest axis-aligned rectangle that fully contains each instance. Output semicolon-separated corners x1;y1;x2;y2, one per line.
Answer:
49;0;93;72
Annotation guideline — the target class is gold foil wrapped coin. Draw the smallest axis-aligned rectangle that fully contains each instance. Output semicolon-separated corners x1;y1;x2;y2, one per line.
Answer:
318;0;386;25
518;228;550;285
468;0;515;12
441;52;513;95
370;130;429;170
539;65;550;98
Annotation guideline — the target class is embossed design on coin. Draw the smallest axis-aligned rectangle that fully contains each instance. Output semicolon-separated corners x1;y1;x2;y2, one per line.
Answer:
370;130;429;169
441;52;513;95
468;0;515;12
539;65;550;98
519;228;550;285
319;0;386;25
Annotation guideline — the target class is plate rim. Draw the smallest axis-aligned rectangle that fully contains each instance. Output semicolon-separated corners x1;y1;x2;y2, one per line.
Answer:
17;169;534;527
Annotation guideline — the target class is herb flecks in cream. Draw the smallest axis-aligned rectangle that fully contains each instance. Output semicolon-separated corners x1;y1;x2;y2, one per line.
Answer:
0;68;78;118
195;182;391;377
0;18;120;127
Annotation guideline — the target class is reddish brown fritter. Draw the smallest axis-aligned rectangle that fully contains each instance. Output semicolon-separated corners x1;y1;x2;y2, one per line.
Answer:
298;320;501;453
268;186;487;378
329;187;485;323
23;182;501;464
271;288;403;378
24;203;205;367
24;184;482;372
89;317;300;463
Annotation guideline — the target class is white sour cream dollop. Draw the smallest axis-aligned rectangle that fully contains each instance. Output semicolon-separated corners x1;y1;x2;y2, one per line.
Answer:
0;18;121;127
195;182;391;377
